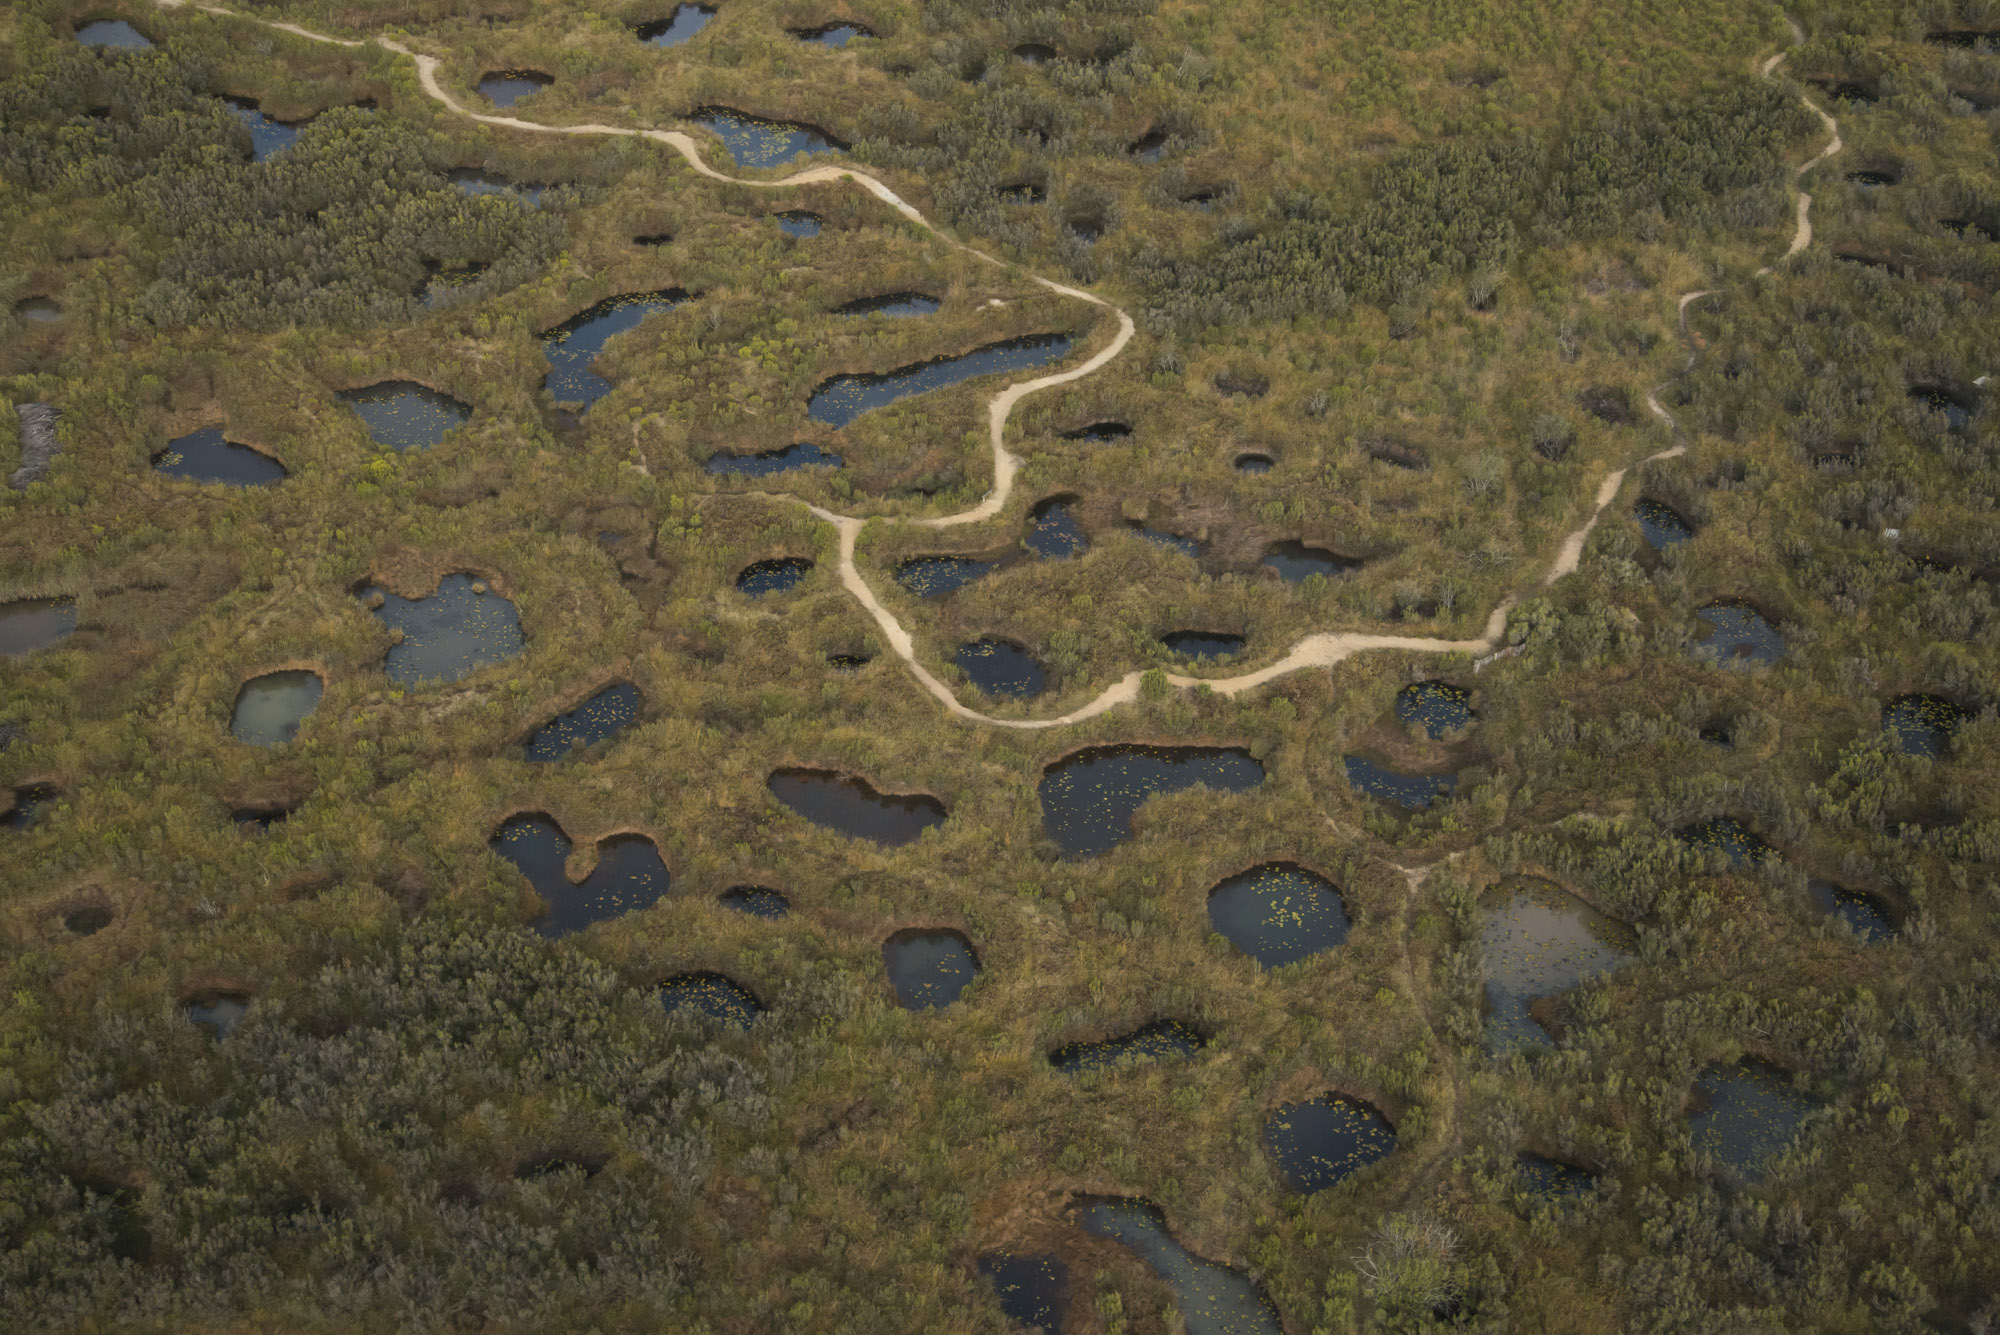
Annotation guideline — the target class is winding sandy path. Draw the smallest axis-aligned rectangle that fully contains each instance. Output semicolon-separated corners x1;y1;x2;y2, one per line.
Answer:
153;1;1834;729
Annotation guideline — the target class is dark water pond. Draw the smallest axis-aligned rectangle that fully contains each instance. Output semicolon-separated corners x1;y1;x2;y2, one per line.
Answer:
231;670;322;746
768;768;947;846
977;1251;1068;1334
1845;169;1897;188
896;555;999;598
153;427;287;486
0;598;77;656
541;290;688;409
955;638;1045;699
1342;756;1452;810
1128;129;1168;162
5;785;56;831
721;885;789;917
1635;497;1693;550
1909;383;1973;429
233;805;291;831
185;994;249;1039
1163;631;1243;660
1234;453;1274;473
478;71;551;107
1263;1094;1396;1192
706;441;843;476
1884;693;1966;759
1063;420;1130;442
1929;29;1999;46
1395;680;1472;738
1207;863;1349;967
65;906;112;935
1480;879;1635;1051
338;381;470;451
1692;602;1784;668
524;682;639;761
659;972;763;1027
450;169;543;204
1518;1152;1596;1199
77;20;151;49
882;927;979;1009
360;573;524;686
1075;1198;1280;1335
737;557;813;596
691;108;847;167
1689;1059;1815;1182
221;96;300;162
796;22;872;46
1264;541;1359;582
836;292;940;318
1013;42;1058;63
1813;80;1876;104
1133;523;1201;559
1806;879;1894;942
1677;816;1770;869
829;653;871;671
774;210;822;237
16;297;62;323
638;4;714;45
490;814;670;937
1040;745;1264;858
808;334;1073;427
1025;497;1087;558
1050;1019;1205;1073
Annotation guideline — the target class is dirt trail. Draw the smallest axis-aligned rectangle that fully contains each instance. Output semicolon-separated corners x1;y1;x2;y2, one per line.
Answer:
151;1;1833;729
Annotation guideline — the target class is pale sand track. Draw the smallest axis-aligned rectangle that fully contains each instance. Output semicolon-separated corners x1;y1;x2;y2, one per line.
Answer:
150;2;1835;729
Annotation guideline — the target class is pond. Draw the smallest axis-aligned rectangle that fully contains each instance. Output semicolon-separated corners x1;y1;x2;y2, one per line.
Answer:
895;555;1001;598
1128;129;1168;162
835;292;940;318
795;22;872;46
1263;541;1359;582
1844;169;1897;188
231;670;323;746
882;927;980;1009
1479;878;1635;1051
737;557;813;596
1163;631;1243;660
541;290;689;409
808;334;1073;427
1074;1198;1281;1335
1062;420;1130;442
16;297;61;323
185;993;250;1040
449;169;543;204
76;20;151;49
955;638;1045;699
1133;523;1201;560
1395;680;1472;739
359;573;524;686
338;381;471;451
1014;42;1059;64
1;598;77;656
523;682;640;761
829;653;870;671
768;768;947;846
1342;756;1452;811
1263;1094;1396;1192
234;805;291;831
1691;602;1784;669
478;71;552;108
1676;816;1771;869
638;5;714;46
1884;693;1966;759
1909;384;1973;430
1688;1059;1815;1182
1040;745;1265;858
1518;1152;1596;1200
1634;497;1693;550
1049;1019;1206;1073
659;972;763;1028
153;427;287;486
773;210;822;237
490;813;671;937
65;906;113;935
1025;497;1087;558
690;108;847;168
222;96;300;162
721;885;789;917
977;1251;1068;1334
1806;879;1894;942
706;442;843;476
4;785;56;831
1234;452;1273;473
1207;863;1350;967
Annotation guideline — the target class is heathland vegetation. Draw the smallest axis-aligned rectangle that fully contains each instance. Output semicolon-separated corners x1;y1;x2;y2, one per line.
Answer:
4;0;2000;1330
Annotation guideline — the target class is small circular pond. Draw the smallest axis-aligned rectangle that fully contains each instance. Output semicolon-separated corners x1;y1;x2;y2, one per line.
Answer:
659;972;763;1028
1234;452;1273;473
230;670;322;746
1395;680;1472;738
359;574;524;687
720;885;789;918
1263;541;1359;582
882;928;980;1009
954;638;1045;699
737;558;813;597
1676;816;1770;869
0;597;78;657
477;71;552;108
1024;497;1087;559
768;768;947;846
490;814;671;937
76;19;152;49
1342;755;1453;810
338;381;471;451
1063;420;1131;442
773;210;822;237
154;427;287;487
1518;1152;1596;1200
5;785;56;831
896;555;1001;598
1883;693;1967;759
1479;878;1635;1051
976;1251;1068;1332
1688;1059;1815;1182
1806;879;1894;942
184;992;250;1040
1691;601;1783;669
1263;1093;1397;1192
1634;497;1693;551
794;22;873;46
690;108;847;168
1206;863;1350;967
16;297;62;323
705;442;843;477
1162;630;1243;660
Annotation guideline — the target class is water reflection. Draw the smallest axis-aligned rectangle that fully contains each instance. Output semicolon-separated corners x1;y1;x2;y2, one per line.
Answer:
1024;498;1087;558
153;427;287;486
1634;498;1693;551
1262;1094;1396;1192
1264;541;1358;582
690;108;847;167
768;768;947;846
1395;681;1471;738
1689;1060;1814;1181
1074;1198;1280;1335
882;928;979;1009
222;96;301;161
737;558;813;596
1162;631;1242;660
955;638;1045;699
0;598;78;656
720;885;789;918
977;1250;1068;1333
706;442;843;476
1206;863;1349;967
1806;879;1894;942
809;335;1072;428
490;813;671;937
896;555;1000;598
1040;745;1264;858
1692;602;1784;669
1884;693;1966;759
540;291;688;410
231;670;322;746
638;5;714;46
359;573;524;686
1479;879;1634;1050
